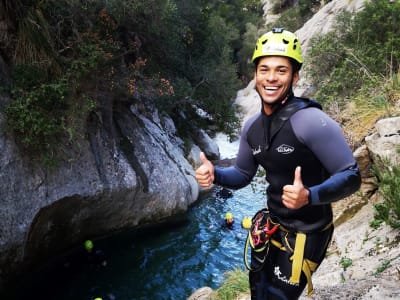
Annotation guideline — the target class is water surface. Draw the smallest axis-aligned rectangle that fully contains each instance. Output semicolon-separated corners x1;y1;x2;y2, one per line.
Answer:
10;135;266;300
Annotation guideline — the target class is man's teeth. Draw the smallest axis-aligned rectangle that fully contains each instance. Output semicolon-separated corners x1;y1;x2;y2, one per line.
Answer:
265;86;279;90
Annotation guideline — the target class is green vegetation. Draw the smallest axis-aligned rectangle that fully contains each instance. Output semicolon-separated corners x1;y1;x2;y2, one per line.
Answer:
339;256;353;271
210;268;249;300
306;1;400;109
2;0;265;163
374;258;392;275
371;158;400;229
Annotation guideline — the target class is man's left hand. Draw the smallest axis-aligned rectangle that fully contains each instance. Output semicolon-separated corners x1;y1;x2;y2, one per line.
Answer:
282;166;309;209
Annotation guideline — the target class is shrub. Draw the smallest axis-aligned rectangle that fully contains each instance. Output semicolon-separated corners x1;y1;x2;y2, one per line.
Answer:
305;1;400;108
372;158;400;229
211;268;249;300
4;0;265;153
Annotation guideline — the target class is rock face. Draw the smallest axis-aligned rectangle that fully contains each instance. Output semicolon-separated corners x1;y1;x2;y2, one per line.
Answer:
294;0;366;55
299;196;400;300
0;91;220;288
297;120;400;299
365;116;400;166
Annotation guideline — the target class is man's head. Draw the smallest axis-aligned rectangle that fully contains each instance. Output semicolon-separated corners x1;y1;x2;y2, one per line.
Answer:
252;28;303;112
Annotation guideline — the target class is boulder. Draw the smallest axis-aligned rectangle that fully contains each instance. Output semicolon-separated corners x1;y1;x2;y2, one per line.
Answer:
365;116;400;166
0;99;199;288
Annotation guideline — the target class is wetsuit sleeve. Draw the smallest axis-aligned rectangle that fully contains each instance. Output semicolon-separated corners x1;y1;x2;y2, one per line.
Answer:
291;108;361;205
307;164;361;204
214;115;259;189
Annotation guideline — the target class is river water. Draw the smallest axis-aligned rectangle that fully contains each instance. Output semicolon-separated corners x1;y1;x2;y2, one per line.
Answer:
10;134;266;300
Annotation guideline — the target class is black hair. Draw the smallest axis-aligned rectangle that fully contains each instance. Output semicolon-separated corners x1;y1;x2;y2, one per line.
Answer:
254;57;302;73
289;58;302;73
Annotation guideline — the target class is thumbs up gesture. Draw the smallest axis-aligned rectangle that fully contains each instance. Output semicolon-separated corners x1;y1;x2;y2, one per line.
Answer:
195;152;215;187
282;166;309;209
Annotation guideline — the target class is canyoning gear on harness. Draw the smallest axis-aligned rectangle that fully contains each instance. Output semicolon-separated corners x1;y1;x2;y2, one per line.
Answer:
244;208;333;296
252;28;303;64
243;209;278;272
241;216;252;229
249;211;278;250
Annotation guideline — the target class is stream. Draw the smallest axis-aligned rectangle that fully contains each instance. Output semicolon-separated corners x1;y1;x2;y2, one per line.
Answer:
9;134;266;300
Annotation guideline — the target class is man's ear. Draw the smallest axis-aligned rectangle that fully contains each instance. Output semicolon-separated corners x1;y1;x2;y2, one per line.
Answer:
292;71;300;86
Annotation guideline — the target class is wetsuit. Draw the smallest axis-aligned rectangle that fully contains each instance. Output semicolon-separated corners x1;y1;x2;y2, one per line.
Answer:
214;95;361;299
221;219;234;230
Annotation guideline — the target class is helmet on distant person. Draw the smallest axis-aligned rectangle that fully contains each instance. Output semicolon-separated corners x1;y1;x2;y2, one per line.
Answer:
84;240;94;251
252;28;303;65
225;212;233;220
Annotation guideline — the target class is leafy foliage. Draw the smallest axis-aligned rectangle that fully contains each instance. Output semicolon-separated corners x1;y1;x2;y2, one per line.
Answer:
211;268;249;299
305;1;400;108
339;256;353;271
371;158;400;229
3;0;264;160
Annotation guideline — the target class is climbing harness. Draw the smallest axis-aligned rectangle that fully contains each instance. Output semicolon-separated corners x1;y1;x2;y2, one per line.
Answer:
243;209;278;272
243;208;333;296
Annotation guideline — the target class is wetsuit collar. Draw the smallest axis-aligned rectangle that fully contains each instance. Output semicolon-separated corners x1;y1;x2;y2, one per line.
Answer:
262;94;321;150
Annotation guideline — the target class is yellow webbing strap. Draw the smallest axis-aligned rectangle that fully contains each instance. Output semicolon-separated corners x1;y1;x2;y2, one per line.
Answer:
303;259;318;296
271;225;332;297
270;239;285;251
289;232;306;284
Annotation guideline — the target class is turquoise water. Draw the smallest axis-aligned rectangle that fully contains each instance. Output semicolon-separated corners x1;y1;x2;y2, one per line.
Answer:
10;185;265;300
8;135;266;300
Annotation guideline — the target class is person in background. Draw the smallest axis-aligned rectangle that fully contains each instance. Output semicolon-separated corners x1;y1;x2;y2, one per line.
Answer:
215;187;233;199
84;239;107;267
195;28;361;299
222;212;235;230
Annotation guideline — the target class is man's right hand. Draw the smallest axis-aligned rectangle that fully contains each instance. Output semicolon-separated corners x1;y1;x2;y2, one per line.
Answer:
195;152;215;187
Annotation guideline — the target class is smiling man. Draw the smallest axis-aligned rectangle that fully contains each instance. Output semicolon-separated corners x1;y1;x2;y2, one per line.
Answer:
195;28;361;299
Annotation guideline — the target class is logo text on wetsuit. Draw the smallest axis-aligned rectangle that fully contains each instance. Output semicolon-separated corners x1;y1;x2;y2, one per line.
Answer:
276;144;294;154
252;145;262;155
274;266;298;286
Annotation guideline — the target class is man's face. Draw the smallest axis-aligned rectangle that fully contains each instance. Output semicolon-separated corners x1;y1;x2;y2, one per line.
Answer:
254;56;299;110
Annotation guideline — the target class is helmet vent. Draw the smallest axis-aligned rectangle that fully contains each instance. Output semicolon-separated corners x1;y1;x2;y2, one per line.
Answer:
262;39;268;45
282;39;289;44
293;39;299;50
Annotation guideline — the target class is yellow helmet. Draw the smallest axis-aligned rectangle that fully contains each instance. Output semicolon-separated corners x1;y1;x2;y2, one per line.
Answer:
252;28;303;64
225;212;233;220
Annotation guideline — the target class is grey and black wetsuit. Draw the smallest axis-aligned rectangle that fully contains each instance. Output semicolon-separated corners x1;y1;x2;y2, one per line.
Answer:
214;95;361;299
214;95;361;232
